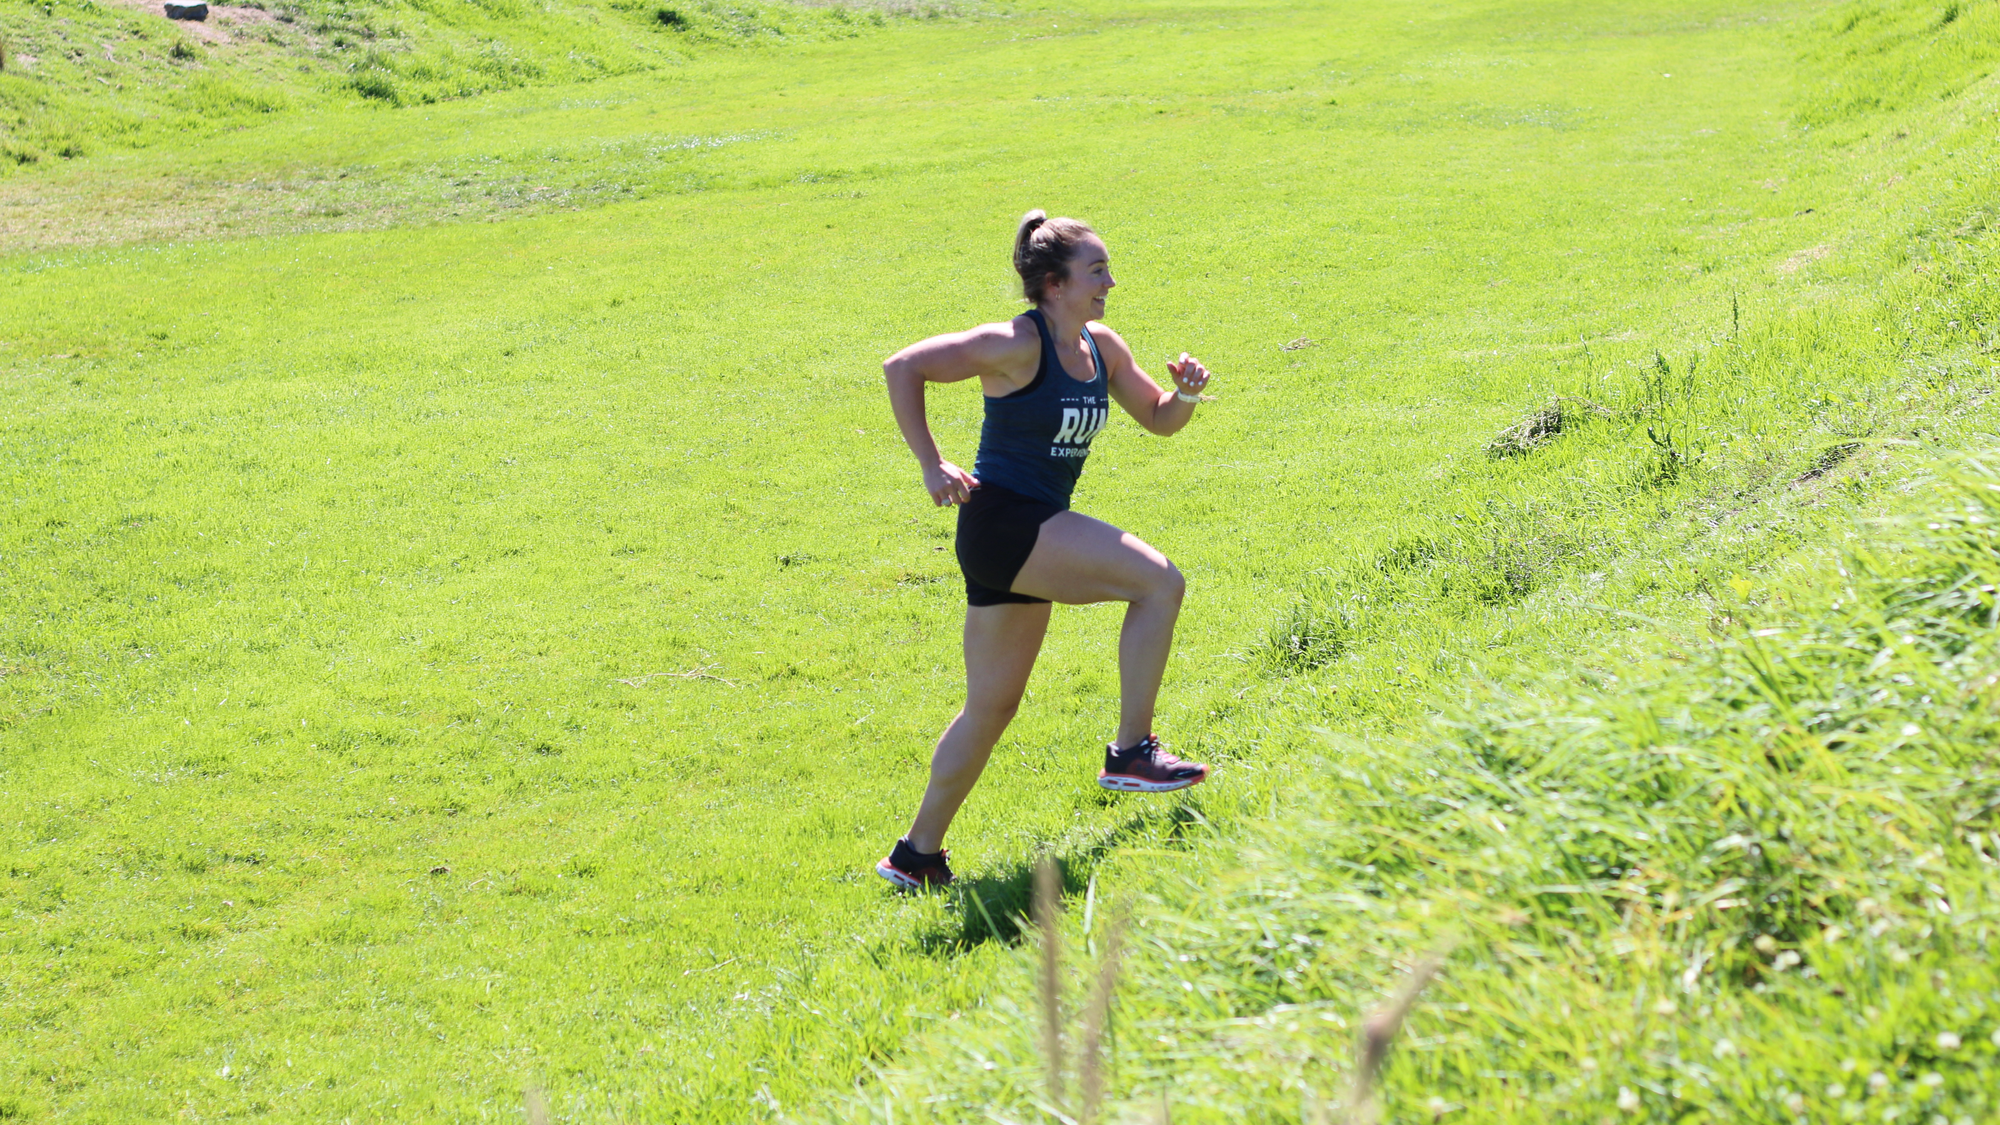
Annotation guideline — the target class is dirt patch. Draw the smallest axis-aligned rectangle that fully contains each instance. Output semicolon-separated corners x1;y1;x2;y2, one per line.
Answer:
1777;243;1831;275
0;161;651;256
99;0;279;44
1792;441;1863;486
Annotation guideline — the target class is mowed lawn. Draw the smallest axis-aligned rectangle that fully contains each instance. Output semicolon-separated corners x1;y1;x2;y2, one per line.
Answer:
1;0;1853;1116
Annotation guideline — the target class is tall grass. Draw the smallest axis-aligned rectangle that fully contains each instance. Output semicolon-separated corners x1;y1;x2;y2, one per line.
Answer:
843;456;2000;1123
823;7;2000;1117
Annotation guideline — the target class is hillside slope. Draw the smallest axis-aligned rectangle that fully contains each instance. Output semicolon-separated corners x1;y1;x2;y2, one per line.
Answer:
0;0;955;165
2;0;1998;1121
826;6;2000;1121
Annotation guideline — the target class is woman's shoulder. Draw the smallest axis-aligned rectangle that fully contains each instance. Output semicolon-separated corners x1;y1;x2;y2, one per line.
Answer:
965;315;1046;359
1082;320;1134;358
914;315;1041;382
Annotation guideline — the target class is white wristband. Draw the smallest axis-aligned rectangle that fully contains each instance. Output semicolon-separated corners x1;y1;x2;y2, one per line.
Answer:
1175;390;1202;404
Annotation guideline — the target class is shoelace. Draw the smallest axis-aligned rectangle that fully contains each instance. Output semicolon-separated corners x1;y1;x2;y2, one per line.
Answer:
1113;734;1161;761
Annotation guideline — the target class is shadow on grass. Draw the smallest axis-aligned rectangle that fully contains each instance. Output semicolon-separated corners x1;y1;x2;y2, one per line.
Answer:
913;797;1213;955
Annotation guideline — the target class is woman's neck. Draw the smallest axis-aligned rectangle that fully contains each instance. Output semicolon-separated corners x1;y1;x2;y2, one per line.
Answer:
1037;304;1090;346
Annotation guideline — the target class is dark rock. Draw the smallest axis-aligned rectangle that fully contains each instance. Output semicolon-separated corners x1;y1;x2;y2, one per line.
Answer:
164;1;208;20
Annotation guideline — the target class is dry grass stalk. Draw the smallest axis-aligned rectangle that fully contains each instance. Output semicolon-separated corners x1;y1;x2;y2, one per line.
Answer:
1346;952;1447;1125
1303;1085;1332;1125
1077;910;1130;1124
1033;858;1132;1124
612;663;738;688
1035;855;1065;1111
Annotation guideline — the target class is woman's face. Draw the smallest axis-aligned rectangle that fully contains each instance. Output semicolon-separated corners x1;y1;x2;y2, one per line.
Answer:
1045;236;1115;319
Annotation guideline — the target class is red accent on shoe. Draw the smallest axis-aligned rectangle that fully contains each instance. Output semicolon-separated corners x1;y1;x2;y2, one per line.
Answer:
876;839;954;890
1098;734;1211;793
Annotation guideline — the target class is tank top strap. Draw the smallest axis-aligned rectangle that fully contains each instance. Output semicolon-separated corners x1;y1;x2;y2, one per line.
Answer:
1082;324;1107;381
1026;308;1059;379
994;309;1054;400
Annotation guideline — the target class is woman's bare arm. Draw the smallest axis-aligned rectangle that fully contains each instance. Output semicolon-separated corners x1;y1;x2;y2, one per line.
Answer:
1095;325;1212;436
882;321;1038;506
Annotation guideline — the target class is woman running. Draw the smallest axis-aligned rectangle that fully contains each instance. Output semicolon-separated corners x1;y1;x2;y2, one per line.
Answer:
875;210;1215;890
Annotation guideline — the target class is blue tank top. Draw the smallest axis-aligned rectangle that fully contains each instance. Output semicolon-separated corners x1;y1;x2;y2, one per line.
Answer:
972;309;1110;509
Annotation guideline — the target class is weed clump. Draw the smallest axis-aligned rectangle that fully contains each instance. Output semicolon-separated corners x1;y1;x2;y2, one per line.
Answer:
1265;594;1358;672
1797;439;1864;483
349;69;399;102
1484;395;1608;458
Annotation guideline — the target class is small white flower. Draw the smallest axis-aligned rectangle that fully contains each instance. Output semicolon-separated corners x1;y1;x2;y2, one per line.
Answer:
1617;1087;1641;1113
1935;1031;1961;1050
1784;1092;1806;1112
1868;1071;1890;1092
1775;950;1802;970
1828;1084;1848;1099
1713;1038;1738;1059
1921;1072;1944;1088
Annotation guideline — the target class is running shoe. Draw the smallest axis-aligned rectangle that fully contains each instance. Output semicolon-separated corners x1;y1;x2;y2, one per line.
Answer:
876;838;955;890
1098;734;1210;793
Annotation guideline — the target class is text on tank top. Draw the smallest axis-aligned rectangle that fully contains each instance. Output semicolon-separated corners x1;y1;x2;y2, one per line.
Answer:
971;309;1110;509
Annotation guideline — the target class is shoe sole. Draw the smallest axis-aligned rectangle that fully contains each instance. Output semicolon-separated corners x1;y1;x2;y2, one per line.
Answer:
876;858;920;890
1098;767;1209;793
876;858;951;891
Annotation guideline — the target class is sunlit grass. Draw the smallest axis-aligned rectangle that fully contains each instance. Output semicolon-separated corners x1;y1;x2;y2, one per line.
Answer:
2;0;1998;1119
851;445;2000;1122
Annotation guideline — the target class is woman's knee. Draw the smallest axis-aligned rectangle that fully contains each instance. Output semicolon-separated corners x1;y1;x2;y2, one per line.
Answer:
964;693;1023;729
1146;559;1185;605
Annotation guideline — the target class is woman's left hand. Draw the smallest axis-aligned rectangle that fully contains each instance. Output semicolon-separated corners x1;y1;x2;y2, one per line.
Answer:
1167;353;1212;398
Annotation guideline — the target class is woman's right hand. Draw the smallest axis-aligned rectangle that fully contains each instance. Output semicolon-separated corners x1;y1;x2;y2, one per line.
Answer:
923;460;980;507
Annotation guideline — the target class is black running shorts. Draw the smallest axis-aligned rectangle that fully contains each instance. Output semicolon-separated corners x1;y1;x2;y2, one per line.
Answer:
955;484;1061;606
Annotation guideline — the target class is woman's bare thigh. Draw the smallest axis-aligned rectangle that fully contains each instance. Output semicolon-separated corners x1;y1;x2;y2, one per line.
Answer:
1010;511;1179;605
963;601;1051;710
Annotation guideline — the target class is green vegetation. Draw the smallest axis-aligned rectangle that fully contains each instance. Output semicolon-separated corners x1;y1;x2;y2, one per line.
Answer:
0;0;947;165
2;0;1998;1120
863;452;2000;1124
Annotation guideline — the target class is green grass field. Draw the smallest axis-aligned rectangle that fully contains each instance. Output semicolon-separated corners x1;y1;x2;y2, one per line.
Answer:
4;0;2000;1119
